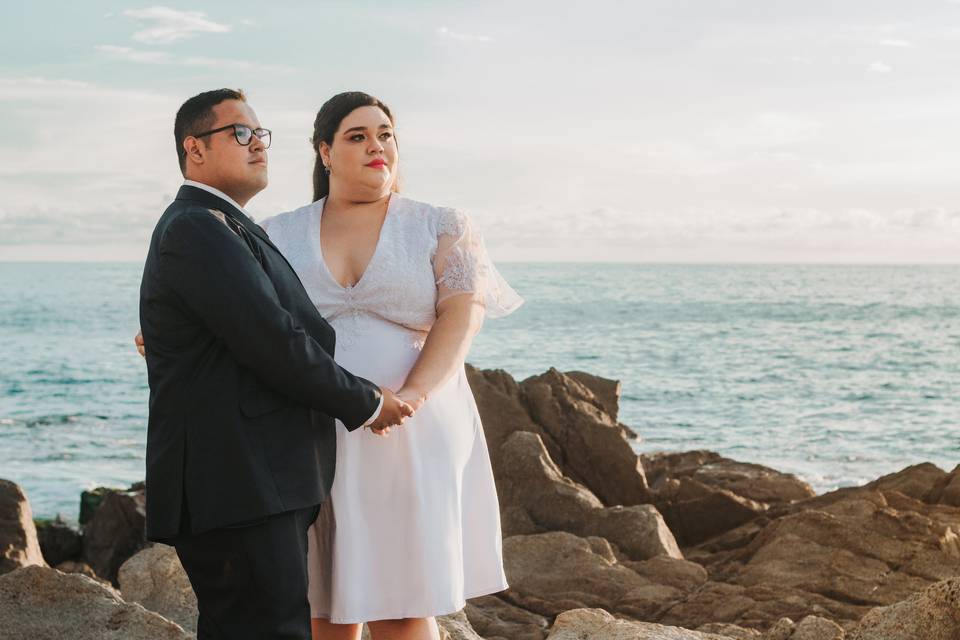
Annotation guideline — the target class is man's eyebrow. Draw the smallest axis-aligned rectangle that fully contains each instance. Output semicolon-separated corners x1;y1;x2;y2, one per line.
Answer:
342;124;392;134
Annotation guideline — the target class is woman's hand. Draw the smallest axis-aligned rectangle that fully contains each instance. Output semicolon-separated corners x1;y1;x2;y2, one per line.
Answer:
134;331;145;358
396;386;427;413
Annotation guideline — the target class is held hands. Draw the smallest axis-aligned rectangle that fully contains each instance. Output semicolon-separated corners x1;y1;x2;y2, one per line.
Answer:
135;331;145;358
367;387;416;436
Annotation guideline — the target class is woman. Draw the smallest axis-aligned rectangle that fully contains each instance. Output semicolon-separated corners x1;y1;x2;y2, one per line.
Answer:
266;92;520;640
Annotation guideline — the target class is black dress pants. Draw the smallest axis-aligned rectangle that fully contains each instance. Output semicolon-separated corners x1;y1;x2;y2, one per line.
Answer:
173;504;321;640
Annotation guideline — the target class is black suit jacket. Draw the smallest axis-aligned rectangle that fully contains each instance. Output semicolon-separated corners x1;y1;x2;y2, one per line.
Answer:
139;185;381;541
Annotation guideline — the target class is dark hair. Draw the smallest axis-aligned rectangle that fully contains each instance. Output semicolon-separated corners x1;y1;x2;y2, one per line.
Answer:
174;88;246;175
311;91;398;201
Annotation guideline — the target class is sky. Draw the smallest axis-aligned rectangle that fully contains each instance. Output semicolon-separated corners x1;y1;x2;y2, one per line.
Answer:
2;1;960;262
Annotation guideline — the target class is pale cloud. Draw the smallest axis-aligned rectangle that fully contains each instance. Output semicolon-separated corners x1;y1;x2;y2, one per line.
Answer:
436;26;493;43
95;45;295;74
122;6;230;44
867;60;893;73
710;113;823;148
878;38;911;47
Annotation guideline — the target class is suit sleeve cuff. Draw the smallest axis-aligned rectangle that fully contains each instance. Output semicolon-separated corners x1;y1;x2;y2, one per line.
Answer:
361;395;385;427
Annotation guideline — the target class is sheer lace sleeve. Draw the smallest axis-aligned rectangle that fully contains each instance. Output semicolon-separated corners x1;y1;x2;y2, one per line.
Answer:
433;208;523;318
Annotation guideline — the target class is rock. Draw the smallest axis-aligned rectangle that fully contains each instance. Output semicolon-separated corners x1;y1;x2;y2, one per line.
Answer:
623;555;709;592
498;431;681;559
762;618;795;640
118;544;197;633
0;479;46;575
657;477;768;546
437;610;484;640
657;580;859;631
55;560;104;581
0;565;191;639
732;494;960;607
862;463;948;504
35;515;82;566
848;577;960;640
520;369;651;506
546;607;735;639
466;366;558;466
82;484;146;584
464;595;549;640
696;622;762;638
930;465;960;507
791;615;845;640
79;487;110;526
643;451;815;506
564;371;622;422
467;366;651;508
502;532;652;616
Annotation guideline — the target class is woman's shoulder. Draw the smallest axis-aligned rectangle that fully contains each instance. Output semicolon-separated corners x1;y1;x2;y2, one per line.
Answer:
393;194;470;235
259;200;323;237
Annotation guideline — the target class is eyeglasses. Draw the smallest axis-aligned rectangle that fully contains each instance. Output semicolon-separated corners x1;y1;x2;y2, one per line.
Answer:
193;123;272;149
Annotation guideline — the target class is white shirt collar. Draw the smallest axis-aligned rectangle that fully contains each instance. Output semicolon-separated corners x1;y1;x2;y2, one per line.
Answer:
182;180;254;221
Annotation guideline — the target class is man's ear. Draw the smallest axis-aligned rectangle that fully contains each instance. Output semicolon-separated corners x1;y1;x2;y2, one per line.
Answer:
183;136;205;167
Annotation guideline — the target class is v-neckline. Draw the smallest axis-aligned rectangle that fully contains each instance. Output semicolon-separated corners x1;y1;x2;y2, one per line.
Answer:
315;193;396;291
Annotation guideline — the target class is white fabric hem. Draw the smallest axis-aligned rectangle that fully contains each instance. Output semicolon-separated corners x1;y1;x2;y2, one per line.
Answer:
311;580;510;624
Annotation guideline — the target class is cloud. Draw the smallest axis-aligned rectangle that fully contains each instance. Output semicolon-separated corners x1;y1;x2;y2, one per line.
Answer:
436;26;493;43
878;38;911;47
95;45;295;74
121;6;230;44
710;113;822;148
867;60;893;73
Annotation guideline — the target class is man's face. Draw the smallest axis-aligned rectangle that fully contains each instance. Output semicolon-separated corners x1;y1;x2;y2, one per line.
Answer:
192;99;268;201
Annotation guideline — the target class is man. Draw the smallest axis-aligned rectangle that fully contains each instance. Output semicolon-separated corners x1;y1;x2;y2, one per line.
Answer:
139;88;413;639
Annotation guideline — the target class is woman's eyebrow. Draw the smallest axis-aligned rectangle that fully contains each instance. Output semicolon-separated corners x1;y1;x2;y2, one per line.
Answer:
343;124;392;134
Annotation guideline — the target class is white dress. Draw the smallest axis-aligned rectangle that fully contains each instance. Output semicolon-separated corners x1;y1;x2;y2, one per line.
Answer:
260;193;522;624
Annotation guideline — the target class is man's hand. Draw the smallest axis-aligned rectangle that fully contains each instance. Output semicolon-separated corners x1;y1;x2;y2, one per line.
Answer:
135;331;146;358
368;387;415;436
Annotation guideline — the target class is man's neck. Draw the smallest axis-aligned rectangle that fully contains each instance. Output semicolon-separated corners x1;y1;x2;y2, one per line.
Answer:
182;179;255;221
183;179;250;209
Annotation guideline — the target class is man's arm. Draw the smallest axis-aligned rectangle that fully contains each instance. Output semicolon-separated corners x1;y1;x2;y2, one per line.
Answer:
157;208;380;428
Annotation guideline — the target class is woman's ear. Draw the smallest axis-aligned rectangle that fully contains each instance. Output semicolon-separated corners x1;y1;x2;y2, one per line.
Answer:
318;141;331;168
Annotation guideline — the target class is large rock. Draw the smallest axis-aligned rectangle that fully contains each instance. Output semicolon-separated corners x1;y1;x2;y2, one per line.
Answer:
848;577;960;640
564;371;623;423
82;484;146;584
546;607;734;639
930;464;960;507
437;610;485;640
520;369;650;506
35;515;82;566
118;544;197;633
0;565;191;639
732;493;960;606
665;483;960;630
464;595;550;640
498;430;681;560
0;479;46;575
467;366;650;509
502;531;694;619
657;476;768;546
790;615;845;640
643;451;815;505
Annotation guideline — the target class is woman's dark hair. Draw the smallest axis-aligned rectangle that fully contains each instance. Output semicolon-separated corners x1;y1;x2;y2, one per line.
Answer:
311;91;398;201
174;88;246;175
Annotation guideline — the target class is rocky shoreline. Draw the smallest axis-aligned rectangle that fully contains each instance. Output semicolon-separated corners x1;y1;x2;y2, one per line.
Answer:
2;365;959;639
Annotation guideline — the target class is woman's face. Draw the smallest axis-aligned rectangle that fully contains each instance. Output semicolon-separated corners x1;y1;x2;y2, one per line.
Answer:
321;105;397;198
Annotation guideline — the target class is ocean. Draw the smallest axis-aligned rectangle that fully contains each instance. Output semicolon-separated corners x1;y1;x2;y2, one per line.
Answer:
2;262;959;521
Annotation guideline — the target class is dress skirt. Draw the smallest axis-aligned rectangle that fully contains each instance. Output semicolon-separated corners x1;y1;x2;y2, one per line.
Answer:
306;315;509;623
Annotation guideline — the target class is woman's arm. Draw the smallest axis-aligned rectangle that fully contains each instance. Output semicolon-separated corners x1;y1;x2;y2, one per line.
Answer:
398;293;485;409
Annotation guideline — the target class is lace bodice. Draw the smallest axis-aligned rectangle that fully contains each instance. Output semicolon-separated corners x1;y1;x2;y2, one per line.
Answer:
260;194;522;342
